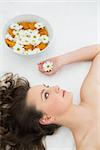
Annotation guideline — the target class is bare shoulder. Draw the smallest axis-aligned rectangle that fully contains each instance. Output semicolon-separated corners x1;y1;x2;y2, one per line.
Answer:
80;53;100;105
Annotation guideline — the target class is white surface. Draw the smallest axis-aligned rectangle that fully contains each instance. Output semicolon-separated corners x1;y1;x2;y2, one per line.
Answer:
0;1;98;150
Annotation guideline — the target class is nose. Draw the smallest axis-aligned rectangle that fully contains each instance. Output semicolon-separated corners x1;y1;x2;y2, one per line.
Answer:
54;85;60;93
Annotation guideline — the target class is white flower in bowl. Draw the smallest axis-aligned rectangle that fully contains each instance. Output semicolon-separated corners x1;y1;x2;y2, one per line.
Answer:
4;14;53;56
10;23;23;30
41;35;49;44
5;33;14;41
34;22;44;29
13;43;24;54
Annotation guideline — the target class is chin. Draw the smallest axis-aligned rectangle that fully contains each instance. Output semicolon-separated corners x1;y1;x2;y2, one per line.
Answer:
70;92;73;100
65;91;73;100
65;92;73;107
69;93;73;104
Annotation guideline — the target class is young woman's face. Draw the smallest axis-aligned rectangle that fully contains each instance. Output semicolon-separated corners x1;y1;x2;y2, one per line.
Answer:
26;84;73;120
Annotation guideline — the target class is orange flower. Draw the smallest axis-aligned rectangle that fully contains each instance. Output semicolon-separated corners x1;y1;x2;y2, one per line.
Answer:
24;44;35;50
5;39;16;47
36;43;47;50
39;28;48;36
7;28;15;38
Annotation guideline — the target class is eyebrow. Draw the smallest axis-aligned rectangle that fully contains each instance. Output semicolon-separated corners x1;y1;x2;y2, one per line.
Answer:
41;89;45;101
43;84;47;87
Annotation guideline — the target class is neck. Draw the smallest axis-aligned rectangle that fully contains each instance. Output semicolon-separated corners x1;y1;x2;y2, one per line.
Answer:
56;104;91;144
59;104;86;130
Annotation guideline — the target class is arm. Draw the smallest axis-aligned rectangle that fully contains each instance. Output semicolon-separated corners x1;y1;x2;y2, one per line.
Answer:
38;45;100;76
59;44;100;104
60;44;100;65
38;44;100;105
80;52;100;105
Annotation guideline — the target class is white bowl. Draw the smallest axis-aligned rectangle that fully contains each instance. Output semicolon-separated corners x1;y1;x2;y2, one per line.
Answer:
3;14;53;56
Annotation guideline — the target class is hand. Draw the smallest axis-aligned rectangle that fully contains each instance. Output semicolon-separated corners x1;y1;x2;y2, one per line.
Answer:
38;56;63;75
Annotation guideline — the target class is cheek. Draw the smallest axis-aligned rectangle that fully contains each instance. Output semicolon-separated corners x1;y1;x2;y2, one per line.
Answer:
45;96;70;116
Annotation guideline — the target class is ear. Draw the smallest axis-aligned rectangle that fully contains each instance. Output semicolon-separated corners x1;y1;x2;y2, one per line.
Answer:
39;114;54;125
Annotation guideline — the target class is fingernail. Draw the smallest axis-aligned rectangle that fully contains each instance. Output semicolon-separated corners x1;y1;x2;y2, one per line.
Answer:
38;62;44;65
41;62;44;64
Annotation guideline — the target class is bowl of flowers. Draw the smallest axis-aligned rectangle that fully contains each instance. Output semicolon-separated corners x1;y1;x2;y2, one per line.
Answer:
3;14;53;56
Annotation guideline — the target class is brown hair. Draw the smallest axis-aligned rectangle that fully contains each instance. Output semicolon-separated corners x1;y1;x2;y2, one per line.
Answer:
0;73;60;150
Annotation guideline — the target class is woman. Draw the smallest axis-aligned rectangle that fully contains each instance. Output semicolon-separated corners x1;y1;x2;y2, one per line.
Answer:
0;45;99;150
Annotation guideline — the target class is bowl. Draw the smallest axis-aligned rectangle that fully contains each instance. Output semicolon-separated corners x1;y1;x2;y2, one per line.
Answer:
3;14;53;56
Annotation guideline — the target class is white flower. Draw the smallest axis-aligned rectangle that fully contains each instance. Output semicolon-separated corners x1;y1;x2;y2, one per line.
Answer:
23;48;40;55
31;39;35;45
16;33;31;45
5;33;14;41
13;29;41;46
34;22;44;29
27;49;34;55
15;38;23;44
24;30;31;37
10;23;23;30
34;39;41;46
17;30;26;38
22;37;31;45
6;21;49;55
34;48;40;54
13;43;24;54
43;61;54;72
13;30;19;35
26;49;35;55
32;33;40;39
30;29;39;36
41;35;49;44
23;50;29;55
31;34;41;46
13;30;23;40
27;48;40;55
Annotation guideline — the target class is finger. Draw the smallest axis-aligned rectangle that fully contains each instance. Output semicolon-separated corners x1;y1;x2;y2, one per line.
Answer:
38;64;45;73
37;62;56;75
43;70;56;76
38;61;45;65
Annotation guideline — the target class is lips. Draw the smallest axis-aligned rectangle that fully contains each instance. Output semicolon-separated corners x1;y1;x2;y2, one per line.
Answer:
59;88;66;97
62;90;65;97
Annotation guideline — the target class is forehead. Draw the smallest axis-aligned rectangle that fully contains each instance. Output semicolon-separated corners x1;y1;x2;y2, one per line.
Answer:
26;85;43;107
30;85;42;93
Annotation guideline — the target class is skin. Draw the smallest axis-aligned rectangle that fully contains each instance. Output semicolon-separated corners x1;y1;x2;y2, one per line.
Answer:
27;84;73;124
27;45;100;150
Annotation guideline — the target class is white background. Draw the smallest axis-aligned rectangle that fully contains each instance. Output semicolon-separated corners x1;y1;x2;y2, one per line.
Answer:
0;1;99;150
